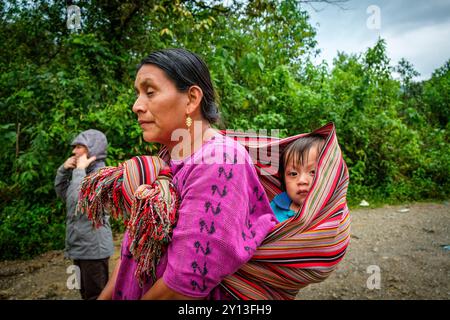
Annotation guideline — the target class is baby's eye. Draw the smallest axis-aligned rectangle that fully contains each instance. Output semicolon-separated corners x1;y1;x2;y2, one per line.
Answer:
288;171;298;177
309;170;316;176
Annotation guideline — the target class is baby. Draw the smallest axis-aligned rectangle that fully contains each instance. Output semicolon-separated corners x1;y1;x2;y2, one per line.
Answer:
271;134;325;222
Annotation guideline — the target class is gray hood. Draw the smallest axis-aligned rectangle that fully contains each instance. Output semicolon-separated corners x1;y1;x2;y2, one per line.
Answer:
71;129;107;161
71;129;107;174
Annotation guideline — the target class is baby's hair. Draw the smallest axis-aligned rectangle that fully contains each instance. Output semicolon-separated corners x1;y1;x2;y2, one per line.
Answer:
279;134;326;191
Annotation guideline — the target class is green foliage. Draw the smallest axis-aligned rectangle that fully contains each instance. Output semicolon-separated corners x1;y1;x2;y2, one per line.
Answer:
0;0;448;259
0;200;65;260
422;60;450;128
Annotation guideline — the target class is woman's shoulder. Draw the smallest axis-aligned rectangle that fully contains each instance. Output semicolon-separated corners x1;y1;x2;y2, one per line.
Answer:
198;134;253;166
170;133;255;179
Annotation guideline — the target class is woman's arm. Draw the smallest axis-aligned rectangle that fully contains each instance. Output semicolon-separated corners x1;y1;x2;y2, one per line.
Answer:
97;257;121;300
54;164;72;201
141;278;202;300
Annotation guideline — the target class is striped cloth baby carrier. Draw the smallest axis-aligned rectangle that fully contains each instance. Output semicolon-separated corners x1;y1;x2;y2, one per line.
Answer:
219;122;351;299
77;122;350;299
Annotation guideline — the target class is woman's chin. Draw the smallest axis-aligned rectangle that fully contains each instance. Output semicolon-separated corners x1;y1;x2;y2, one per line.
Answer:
143;132;157;143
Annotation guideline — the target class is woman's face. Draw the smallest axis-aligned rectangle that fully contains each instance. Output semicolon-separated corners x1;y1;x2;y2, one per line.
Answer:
133;64;189;146
72;144;88;159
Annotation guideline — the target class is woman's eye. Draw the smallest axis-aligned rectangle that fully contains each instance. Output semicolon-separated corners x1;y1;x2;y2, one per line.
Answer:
147;91;154;96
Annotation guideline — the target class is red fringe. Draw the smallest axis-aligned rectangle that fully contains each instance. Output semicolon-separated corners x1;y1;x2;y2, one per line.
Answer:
128;178;179;286
77;166;126;228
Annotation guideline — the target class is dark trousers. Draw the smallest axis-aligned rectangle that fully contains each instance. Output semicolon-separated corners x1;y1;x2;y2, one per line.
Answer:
73;258;109;300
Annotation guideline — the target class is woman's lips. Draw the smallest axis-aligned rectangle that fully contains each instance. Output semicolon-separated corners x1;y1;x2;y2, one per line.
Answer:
138;120;154;127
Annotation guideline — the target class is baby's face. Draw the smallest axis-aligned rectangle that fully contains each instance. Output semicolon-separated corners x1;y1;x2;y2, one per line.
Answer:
284;147;319;208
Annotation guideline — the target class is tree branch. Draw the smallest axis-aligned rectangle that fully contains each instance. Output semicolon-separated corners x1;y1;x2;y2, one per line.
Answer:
298;0;350;11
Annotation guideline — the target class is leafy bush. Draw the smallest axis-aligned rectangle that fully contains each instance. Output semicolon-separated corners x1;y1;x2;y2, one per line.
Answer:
0;1;448;259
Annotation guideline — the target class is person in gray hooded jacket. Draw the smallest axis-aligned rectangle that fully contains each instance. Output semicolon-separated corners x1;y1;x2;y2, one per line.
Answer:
55;129;114;300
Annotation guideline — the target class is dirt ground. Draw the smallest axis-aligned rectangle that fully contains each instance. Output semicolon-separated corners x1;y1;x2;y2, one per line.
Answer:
0;202;449;300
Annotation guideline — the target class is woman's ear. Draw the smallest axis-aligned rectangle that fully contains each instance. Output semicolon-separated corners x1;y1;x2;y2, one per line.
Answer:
186;85;204;115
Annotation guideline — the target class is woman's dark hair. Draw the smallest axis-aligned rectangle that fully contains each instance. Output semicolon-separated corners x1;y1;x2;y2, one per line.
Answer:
279;134;326;191
137;48;220;124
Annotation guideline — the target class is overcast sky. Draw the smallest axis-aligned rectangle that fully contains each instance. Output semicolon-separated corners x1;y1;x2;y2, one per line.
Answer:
304;0;450;80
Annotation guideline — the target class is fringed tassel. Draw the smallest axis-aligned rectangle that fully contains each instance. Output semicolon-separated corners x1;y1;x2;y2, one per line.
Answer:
77;166;126;228
128;176;179;286
77;157;179;287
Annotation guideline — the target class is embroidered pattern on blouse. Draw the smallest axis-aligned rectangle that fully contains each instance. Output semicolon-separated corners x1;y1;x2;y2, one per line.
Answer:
218;167;233;180
204;201;221;215
189;145;263;293
253;186;265;202
190;163;232;294
191;261;208;276
211;185;227;197
199;219;216;234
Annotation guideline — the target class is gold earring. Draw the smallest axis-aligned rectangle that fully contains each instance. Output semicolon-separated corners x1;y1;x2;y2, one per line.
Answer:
186;115;192;128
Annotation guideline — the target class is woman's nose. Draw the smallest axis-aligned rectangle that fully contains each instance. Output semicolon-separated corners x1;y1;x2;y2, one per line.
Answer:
132;96;146;114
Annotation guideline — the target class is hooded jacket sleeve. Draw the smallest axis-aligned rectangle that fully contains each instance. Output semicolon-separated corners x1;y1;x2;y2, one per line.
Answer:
66;168;87;207
55;163;87;201
54;164;71;202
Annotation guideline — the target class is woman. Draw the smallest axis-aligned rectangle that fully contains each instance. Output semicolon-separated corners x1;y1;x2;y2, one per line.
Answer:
97;49;278;300
55;129;114;300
